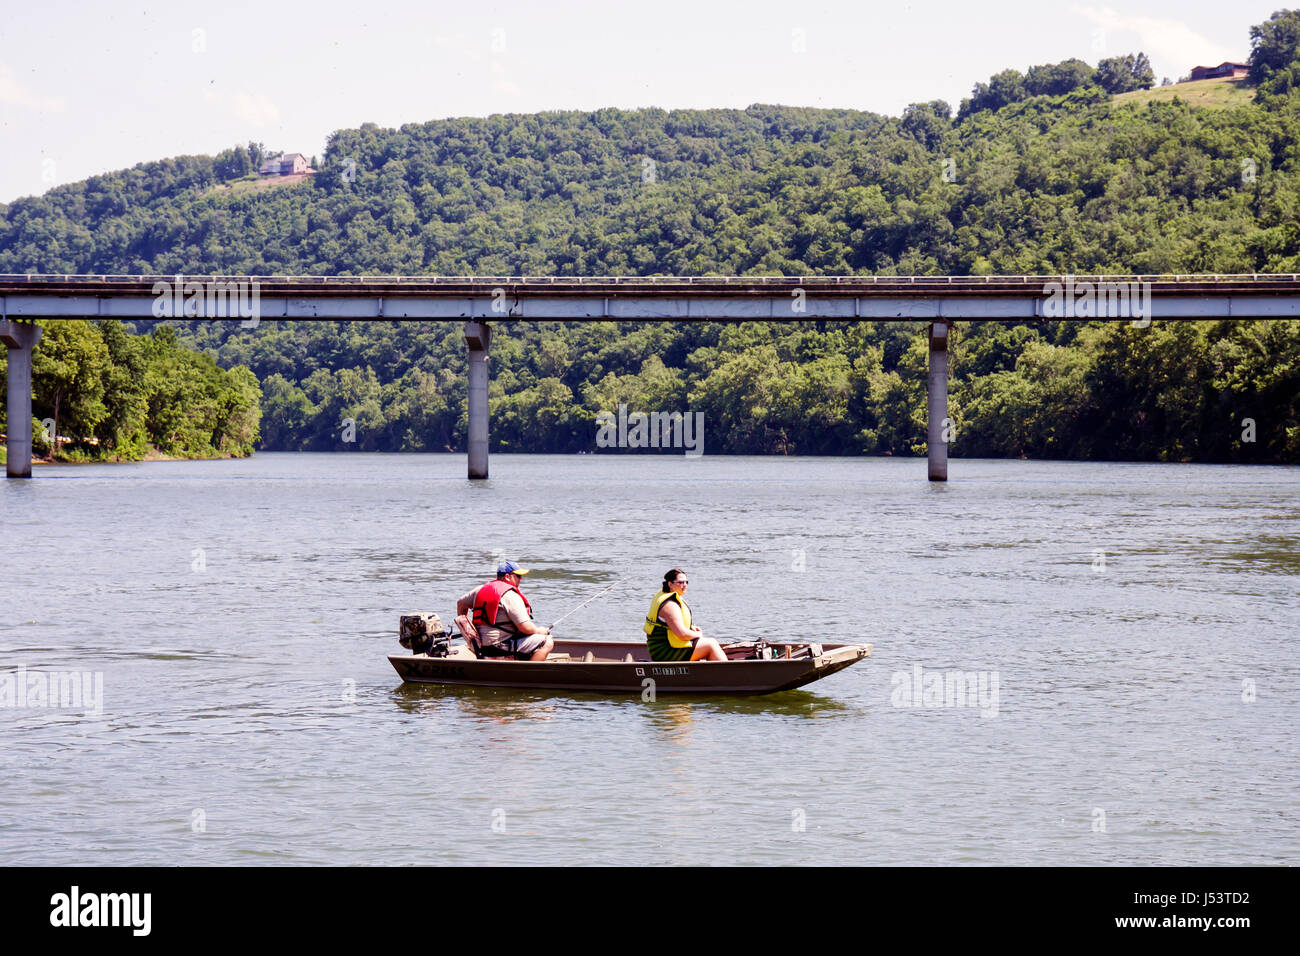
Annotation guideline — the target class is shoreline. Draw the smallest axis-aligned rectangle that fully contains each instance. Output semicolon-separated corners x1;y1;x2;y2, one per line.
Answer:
2;447;1296;467
1;447;251;467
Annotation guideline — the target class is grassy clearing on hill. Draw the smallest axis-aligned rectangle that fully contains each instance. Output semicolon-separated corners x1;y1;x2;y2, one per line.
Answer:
205;172;314;197
1115;76;1255;109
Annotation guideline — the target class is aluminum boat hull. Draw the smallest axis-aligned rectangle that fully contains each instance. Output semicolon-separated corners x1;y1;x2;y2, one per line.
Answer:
388;639;871;695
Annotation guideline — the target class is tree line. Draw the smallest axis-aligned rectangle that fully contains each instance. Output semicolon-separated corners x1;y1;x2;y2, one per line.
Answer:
145;315;1288;463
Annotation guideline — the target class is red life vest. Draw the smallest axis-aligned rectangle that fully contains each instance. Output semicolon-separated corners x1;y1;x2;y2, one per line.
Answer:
472;579;533;633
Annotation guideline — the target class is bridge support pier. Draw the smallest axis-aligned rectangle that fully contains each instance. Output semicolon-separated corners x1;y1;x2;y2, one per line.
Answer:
464;320;491;479
927;320;950;482
1;319;43;479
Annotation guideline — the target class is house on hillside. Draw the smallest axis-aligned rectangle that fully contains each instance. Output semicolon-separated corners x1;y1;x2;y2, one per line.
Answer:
279;153;311;174
258;153;314;176
1189;62;1249;81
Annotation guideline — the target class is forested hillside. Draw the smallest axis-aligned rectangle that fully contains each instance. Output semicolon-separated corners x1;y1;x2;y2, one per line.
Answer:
2;11;1299;463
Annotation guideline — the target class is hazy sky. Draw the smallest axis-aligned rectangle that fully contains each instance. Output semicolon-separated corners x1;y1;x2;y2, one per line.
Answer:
0;0;1270;203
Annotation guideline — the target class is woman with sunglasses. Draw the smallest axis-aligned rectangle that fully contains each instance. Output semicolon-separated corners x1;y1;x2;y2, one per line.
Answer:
643;569;729;662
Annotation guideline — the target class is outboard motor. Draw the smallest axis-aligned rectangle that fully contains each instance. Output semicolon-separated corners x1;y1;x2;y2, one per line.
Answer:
399;613;451;657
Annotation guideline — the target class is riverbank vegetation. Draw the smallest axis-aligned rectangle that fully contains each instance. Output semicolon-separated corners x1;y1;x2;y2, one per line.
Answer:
158;315;1293;462
0;321;260;462
2;12;1299;463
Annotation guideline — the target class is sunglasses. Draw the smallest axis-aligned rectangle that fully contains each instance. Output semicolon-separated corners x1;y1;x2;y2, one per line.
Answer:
673;580;689;585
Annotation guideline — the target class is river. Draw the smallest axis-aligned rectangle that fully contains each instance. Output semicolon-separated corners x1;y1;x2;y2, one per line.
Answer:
1;453;1296;865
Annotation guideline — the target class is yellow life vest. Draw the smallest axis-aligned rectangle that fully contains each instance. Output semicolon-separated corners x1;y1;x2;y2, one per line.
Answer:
644;590;693;648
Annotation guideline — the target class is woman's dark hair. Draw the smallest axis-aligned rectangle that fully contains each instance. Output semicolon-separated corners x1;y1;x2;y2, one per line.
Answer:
662;568;686;592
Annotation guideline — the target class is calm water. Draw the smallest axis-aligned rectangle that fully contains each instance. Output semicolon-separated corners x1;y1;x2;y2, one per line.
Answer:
1;453;1296;865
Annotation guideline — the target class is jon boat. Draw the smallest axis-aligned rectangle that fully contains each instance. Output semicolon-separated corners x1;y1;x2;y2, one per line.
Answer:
388;633;872;696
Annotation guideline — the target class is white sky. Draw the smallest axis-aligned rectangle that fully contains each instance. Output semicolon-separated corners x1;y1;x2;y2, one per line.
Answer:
0;0;1267;204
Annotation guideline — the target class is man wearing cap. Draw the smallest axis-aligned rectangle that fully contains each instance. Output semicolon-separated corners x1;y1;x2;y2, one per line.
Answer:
456;561;554;661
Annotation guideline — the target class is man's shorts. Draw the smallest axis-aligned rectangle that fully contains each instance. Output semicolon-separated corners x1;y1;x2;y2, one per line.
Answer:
647;632;696;662
478;633;549;660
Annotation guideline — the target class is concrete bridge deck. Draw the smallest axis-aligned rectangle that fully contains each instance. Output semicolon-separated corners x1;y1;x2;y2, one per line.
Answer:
3;273;1300;320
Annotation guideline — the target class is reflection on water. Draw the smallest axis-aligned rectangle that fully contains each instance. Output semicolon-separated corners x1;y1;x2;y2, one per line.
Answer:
1213;535;1300;574
642;702;696;746
2;453;1296;865
392;683;562;724
390;677;857;721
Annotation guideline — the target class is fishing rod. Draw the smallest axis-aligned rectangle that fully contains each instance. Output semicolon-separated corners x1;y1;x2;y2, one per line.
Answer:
548;579;623;631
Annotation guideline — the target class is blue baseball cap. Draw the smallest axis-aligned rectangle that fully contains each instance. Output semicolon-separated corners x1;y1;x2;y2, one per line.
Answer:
497;561;530;576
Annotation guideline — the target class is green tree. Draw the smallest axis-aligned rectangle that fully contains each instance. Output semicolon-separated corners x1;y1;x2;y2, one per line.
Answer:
1249;8;1300;82
96;320;149;458
259;373;314;449
1024;59;1097;96
901;101;952;151
31;320;111;457
960;69;1028;119
213;145;252;181
1097;53;1156;93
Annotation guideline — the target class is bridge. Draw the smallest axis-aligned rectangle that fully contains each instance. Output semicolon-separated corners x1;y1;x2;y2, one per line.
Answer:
4;273;1299;480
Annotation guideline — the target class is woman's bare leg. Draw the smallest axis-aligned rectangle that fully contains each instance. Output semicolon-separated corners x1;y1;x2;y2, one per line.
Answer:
690;638;728;662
